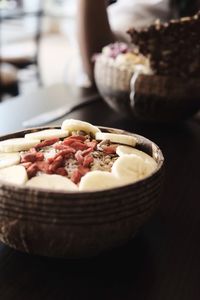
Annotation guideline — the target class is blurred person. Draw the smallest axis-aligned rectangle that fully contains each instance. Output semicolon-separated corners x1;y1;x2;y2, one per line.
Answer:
77;0;200;84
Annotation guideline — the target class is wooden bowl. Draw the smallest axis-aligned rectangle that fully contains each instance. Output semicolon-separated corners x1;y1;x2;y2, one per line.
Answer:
0;126;164;258
94;58;200;122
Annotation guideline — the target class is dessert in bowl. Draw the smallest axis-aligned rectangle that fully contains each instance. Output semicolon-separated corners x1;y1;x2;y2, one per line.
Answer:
94;12;200;122
0;119;164;258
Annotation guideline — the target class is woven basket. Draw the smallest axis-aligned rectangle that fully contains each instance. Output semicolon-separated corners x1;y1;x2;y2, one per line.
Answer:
94;57;200;122
0;126;164;258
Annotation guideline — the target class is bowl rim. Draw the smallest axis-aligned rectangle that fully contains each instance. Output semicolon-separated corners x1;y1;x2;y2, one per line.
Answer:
0;125;164;196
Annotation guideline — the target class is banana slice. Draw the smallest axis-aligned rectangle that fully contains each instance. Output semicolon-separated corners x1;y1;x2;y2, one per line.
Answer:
0;138;40;153
61;119;101;136
112;154;156;185
0;152;20;169
95;132;137;147
25;129;69;140
0;165;28;185
26;174;78;191
79;170;119;191
116;145;157;167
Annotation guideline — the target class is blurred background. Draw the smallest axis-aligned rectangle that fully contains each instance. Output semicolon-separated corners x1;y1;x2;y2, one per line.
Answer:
1;0;199;102
0;0;81;101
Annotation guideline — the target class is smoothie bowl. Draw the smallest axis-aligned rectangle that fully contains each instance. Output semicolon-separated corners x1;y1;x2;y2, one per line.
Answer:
0;119;164;258
94;12;200;122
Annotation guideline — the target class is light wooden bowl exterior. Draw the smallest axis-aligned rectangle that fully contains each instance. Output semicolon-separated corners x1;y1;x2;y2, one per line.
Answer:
94;58;200;122
94;58;133;117
0;126;164;258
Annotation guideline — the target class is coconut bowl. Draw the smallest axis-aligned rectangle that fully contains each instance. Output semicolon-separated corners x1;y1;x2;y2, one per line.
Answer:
0;126;164;258
94;55;200;123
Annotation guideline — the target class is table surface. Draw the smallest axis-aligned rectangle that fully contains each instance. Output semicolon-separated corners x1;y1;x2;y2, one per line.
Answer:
0;84;200;300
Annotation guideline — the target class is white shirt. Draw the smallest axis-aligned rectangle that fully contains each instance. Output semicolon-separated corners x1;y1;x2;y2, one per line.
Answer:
108;0;171;41
67;0;172;86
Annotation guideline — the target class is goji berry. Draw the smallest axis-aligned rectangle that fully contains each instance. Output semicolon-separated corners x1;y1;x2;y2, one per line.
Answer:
36;161;51;174
54;143;75;153
27;163;38;178
83;155;94;167
70;141;88;151
71;169;82;184
64;135;86;142
78;165;90;175
49;155;64;172
103;145;117;154
55;167;68;177
35;138;59;149
82;147;93;156
21;153;37;163
35;152;44;161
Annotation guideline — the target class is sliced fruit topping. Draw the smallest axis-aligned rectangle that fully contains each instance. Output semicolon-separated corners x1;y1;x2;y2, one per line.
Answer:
0;152;20;169
112;154;157;185
0;165;28;185
95;132;137;147
25;129;69;140
79;170;119;191
26;174;78;191
0;138;40;153
0;119;157;191
61;119;101;136
116;145;157;167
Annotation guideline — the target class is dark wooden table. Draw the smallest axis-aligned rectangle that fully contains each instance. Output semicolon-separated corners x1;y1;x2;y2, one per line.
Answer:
0;84;200;300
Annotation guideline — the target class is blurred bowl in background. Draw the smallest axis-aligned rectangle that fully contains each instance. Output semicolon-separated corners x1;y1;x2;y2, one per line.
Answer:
94;57;200;122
